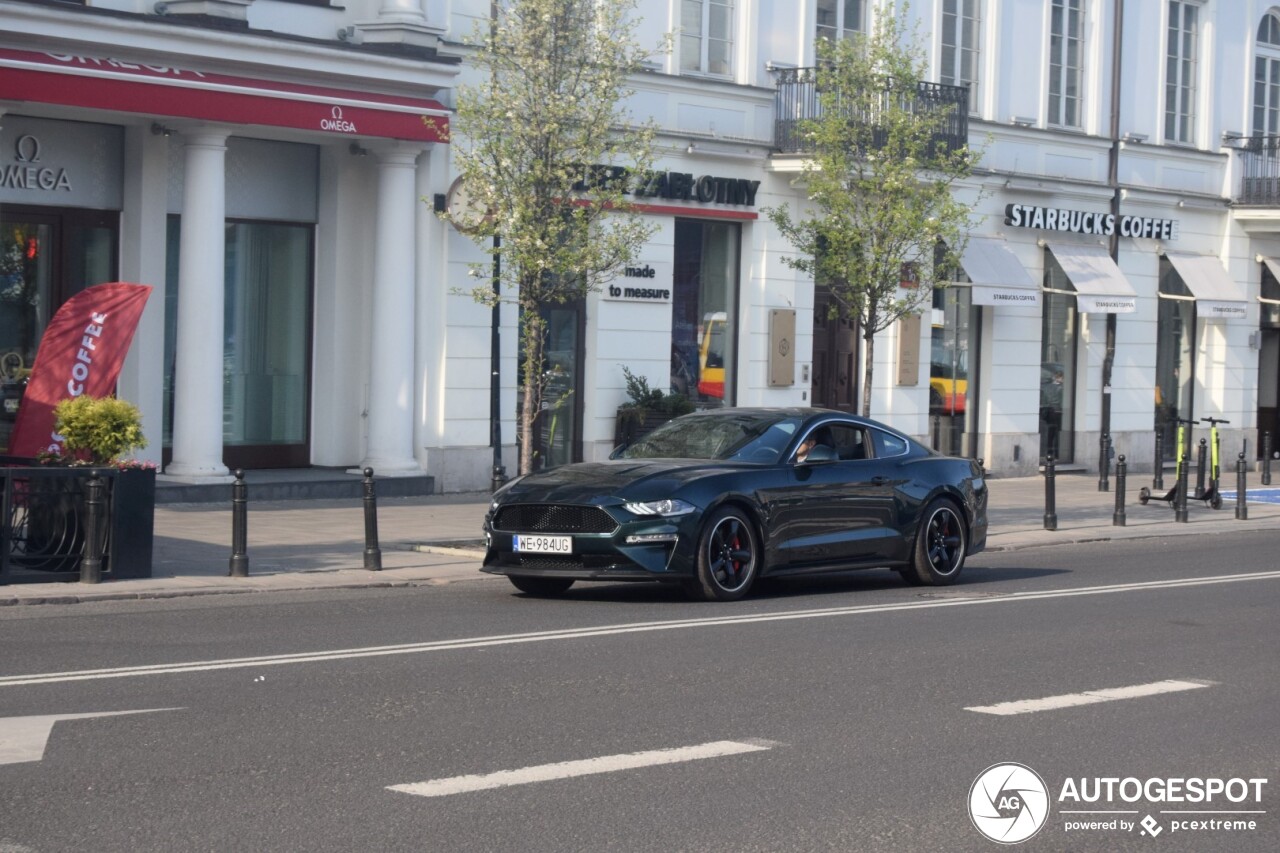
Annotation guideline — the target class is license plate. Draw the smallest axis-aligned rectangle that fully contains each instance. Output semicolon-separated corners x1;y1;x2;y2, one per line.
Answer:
513;535;572;554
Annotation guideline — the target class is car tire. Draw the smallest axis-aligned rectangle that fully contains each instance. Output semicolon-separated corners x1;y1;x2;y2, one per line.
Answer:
507;575;575;596
902;498;966;586
689;506;760;602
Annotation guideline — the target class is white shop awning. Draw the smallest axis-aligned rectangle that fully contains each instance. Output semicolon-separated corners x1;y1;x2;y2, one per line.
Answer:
960;236;1040;307
1045;242;1137;313
1163;252;1248;320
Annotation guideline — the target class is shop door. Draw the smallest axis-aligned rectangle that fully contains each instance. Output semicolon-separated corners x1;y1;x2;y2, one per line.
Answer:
533;301;584;470
930;286;981;458
1259;265;1280;457
1;207;118;453
812;285;858;412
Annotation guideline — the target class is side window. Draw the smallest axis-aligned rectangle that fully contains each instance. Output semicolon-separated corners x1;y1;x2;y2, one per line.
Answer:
870;428;908;458
826;425;868;461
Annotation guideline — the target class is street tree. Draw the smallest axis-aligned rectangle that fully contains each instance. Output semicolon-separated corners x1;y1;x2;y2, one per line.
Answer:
766;9;978;418
450;0;660;474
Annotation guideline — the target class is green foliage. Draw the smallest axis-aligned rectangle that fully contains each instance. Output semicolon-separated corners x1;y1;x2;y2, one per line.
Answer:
53;395;147;465
451;0;666;473
620;366;694;416
764;5;980;416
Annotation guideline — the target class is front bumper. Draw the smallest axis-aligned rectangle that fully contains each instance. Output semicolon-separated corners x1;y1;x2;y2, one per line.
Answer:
482;504;698;582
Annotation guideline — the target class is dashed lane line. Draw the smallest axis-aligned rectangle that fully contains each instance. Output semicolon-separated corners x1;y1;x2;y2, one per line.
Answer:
965;679;1215;716
387;739;778;798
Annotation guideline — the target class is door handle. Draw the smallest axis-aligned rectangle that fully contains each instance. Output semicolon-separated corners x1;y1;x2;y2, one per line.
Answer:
870;476;889;486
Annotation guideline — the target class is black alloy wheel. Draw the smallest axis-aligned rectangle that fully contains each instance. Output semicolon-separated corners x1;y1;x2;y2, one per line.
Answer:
690;506;760;601
902;498;966;586
508;575;575;596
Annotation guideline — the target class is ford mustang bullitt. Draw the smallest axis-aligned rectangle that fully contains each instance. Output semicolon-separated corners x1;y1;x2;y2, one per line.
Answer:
482;408;987;601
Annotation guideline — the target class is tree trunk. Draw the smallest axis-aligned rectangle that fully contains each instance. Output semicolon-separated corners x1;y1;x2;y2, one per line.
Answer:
861;316;877;419
519;308;545;475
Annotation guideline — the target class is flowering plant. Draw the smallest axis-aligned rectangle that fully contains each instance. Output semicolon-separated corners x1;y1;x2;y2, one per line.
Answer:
40;395;149;467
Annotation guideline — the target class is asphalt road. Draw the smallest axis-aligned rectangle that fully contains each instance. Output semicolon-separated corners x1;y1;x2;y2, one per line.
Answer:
1;533;1277;852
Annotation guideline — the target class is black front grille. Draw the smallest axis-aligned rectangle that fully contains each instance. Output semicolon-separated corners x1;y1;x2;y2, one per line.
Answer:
496;553;637;571
493;504;617;534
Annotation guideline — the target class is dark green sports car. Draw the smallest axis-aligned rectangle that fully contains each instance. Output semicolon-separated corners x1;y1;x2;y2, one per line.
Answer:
482;408;988;601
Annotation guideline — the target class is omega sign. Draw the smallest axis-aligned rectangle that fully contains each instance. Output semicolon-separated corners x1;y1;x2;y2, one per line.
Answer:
1;135;72;192
320;106;358;134
1005;203;1176;240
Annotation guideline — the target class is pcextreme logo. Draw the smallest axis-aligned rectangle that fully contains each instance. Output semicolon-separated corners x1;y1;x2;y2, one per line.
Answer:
969;763;1051;844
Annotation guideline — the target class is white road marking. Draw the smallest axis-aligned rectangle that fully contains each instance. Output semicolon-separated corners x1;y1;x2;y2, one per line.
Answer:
0;709;182;765
965;679;1214;716
388;739;776;798
1;570;1278;688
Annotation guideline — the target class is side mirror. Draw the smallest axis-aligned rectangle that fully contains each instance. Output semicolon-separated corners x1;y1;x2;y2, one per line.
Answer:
799;444;838;464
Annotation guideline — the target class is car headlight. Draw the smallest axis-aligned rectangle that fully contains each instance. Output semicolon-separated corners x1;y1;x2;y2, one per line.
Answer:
623;499;697;517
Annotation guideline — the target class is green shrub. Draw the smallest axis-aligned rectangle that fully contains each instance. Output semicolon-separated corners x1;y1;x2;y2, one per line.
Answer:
620;366;694;416
53;395;147;465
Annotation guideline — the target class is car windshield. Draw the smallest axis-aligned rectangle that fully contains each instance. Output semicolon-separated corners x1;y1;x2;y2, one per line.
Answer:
620;412;800;462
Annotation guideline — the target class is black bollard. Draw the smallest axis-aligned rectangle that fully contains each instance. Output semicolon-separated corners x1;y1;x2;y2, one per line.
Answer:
363;467;382;571
1043;455;1058;531
1113;455;1127;526
1194;438;1208;500
229;469;249;577
80;472;106;584
1236;452;1248;520
1098;433;1111;492
1264;432;1273;486
1175;446;1190;523
1153;430;1165;490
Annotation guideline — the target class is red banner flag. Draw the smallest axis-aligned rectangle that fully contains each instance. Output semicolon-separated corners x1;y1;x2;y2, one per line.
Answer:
7;282;153;459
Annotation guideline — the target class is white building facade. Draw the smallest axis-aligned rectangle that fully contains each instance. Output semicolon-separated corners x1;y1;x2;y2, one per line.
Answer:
2;0;1277;489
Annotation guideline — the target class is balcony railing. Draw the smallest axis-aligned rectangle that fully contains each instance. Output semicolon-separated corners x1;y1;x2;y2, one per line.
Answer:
1238;135;1280;205
773;67;969;156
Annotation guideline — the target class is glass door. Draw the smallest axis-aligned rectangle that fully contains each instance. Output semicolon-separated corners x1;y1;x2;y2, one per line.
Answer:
930;283;980;458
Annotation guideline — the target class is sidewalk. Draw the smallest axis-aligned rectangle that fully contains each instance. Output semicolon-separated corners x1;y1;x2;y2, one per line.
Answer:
3;473;1277;605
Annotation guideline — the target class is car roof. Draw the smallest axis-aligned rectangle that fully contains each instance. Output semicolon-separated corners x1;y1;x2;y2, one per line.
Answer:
680;407;883;429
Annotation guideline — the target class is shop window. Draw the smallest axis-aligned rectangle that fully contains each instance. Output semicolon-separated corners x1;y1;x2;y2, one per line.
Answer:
1155;256;1196;459
930;280;978;458
1040;252;1078;462
671;220;739;406
164;217;313;465
1;209;117;453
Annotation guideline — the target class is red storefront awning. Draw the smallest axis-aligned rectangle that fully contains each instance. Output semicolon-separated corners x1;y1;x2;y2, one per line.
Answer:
0;48;449;143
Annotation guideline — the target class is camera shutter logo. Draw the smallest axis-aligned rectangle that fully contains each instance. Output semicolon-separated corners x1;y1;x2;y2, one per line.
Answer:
969;763;1051;844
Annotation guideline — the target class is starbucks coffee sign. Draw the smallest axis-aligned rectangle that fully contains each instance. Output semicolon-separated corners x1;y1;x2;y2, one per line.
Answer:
1005;203;1176;241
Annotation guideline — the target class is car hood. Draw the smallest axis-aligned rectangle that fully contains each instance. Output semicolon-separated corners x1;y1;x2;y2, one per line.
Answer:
498;459;753;504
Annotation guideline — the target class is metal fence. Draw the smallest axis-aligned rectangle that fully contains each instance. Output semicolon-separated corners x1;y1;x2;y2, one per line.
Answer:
772;67;970;155
1238;135;1280;205
0;461;155;584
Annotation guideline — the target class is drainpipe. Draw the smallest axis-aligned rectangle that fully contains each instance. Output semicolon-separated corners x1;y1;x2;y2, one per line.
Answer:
1101;0;1124;490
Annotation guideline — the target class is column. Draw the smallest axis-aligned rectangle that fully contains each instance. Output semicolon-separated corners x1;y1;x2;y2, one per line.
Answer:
376;0;428;23
360;144;424;473
167;130;231;479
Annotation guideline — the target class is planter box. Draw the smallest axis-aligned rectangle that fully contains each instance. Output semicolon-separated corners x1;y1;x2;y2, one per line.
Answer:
0;464;155;584
107;467;156;580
